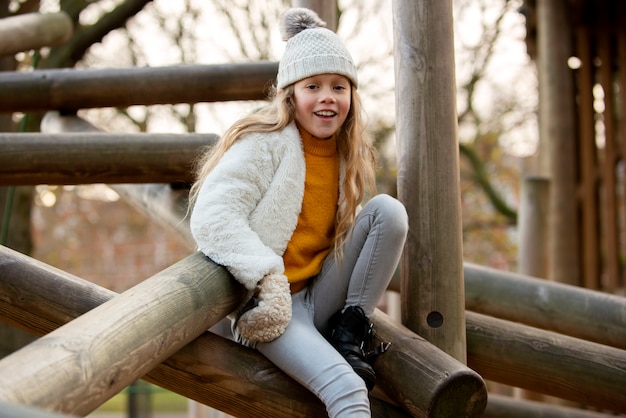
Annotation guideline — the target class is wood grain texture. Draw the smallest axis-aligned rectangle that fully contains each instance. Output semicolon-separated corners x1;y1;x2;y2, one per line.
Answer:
0;249;246;416
0;132;217;185
392;0;466;361
467;311;626;413
465;263;626;350
0;62;277;113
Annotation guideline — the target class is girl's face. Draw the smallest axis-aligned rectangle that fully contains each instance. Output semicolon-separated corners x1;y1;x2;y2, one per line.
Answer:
292;74;352;139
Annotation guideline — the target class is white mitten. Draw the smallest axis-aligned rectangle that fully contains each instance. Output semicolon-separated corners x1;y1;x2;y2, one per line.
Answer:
234;273;292;343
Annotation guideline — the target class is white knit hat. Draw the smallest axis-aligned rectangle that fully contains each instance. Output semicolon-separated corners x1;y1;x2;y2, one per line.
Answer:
277;8;358;89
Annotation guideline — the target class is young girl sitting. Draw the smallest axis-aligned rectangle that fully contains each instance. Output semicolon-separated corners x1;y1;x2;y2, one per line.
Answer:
189;8;408;417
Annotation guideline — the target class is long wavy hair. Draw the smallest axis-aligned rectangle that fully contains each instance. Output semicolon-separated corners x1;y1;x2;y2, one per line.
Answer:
188;83;376;255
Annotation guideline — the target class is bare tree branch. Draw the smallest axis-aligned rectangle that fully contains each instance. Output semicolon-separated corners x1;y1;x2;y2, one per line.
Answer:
460;142;517;223
44;0;154;68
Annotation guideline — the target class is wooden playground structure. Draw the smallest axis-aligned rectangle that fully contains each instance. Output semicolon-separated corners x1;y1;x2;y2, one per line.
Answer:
0;1;626;417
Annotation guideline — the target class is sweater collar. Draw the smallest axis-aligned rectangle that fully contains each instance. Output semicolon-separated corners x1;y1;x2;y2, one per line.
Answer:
296;123;338;157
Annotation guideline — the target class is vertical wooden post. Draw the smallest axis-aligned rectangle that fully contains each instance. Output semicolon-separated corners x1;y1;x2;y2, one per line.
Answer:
127;380;152;418
619;0;626;290
537;0;581;286
575;25;599;289
597;11;619;291
392;0;465;361
515;176;549;401
519;177;550;279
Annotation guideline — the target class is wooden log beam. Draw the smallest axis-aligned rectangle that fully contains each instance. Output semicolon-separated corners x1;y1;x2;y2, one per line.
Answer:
484;394;619;418
0;245;486;417
393;0;466;361
0;62;278;113
0;132;217;185
466;311;626;413
538;0;581;286
372;311;487;417
0;248;247;416
518;176;549;279
0;12;73;57
465;263;626;350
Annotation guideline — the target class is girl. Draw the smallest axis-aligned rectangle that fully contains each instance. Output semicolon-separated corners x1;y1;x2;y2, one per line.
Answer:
189;8;408;417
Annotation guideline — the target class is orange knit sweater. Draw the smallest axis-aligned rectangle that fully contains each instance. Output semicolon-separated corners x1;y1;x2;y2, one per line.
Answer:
283;127;339;293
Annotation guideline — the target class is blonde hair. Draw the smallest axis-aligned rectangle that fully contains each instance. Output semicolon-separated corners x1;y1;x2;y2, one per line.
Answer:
189;83;376;255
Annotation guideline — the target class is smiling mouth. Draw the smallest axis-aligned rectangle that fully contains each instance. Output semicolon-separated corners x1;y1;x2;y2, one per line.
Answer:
314;110;336;117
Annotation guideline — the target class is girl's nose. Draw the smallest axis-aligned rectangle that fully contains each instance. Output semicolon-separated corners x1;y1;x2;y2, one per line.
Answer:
319;88;336;103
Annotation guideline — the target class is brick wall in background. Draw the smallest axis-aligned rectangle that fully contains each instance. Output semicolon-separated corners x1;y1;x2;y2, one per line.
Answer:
31;185;192;292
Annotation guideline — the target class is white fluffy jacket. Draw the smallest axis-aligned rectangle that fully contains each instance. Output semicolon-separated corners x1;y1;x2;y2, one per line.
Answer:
190;122;344;291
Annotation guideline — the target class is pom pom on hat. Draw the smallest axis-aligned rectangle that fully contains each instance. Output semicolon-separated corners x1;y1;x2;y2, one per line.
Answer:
277;8;358;89
280;7;326;41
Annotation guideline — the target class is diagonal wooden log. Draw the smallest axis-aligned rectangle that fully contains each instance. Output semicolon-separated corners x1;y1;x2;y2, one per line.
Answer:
0;62;278;113
0;12;73;57
0;248;247;416
0;245;489;417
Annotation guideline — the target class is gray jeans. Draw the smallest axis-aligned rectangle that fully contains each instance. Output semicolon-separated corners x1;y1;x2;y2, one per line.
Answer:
212;194;408;417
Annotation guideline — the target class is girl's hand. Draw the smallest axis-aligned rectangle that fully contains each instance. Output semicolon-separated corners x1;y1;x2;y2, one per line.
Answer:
234;273;292;343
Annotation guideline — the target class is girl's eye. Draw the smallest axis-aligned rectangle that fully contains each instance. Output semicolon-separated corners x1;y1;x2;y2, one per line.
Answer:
306;85;317;90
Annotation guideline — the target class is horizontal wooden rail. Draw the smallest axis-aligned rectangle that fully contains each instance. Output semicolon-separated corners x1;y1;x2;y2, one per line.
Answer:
0;12;72;57
0;132;217;185
466;311;626;413
465;262;626;349
0;245;487;417
0;62;278;113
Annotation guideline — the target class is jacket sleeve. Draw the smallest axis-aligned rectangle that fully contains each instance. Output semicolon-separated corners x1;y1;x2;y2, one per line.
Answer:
190;136;285;290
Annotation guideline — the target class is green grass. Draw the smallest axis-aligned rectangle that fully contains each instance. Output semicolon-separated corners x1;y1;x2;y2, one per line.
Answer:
94;382;188;413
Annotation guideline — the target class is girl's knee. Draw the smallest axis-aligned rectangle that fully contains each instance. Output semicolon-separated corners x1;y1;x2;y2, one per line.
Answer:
370;194;409;236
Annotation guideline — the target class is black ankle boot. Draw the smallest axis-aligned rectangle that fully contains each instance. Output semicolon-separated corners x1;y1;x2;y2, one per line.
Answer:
326;306;380;391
